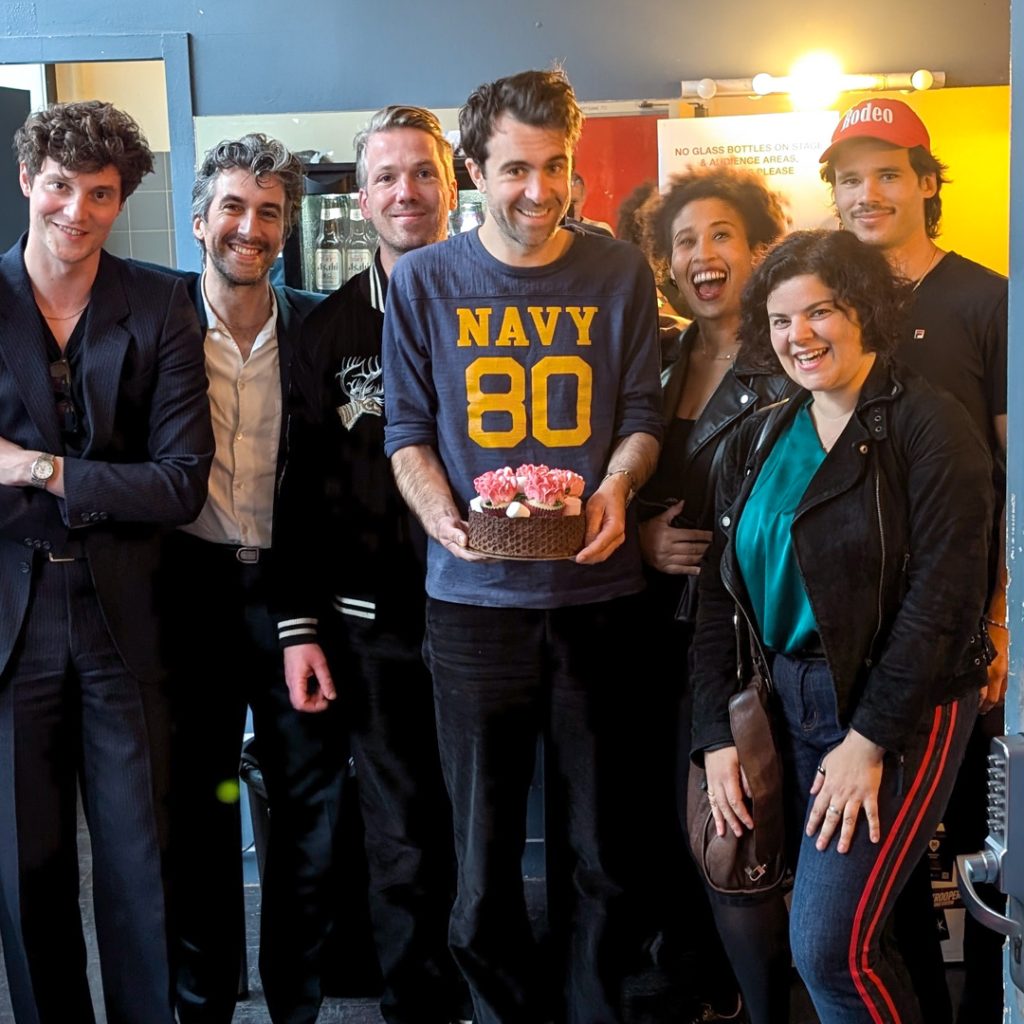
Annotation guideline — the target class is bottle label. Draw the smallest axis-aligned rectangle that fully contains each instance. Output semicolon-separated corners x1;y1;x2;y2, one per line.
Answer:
315;249;343;291
345;247;372;279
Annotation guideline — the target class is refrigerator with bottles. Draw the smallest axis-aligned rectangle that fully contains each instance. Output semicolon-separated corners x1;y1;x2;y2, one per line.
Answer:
282;160;483;294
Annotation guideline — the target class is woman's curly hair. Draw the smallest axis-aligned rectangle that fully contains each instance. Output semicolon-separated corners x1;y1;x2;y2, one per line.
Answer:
739;229;911;367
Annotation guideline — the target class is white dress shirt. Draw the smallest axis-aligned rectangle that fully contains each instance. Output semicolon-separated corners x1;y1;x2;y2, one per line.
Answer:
180;276;281;548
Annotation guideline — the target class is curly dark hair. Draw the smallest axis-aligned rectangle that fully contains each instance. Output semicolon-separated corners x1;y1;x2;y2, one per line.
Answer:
14;100;153;200
644;167;789;283
459;68;583;170
192;133;304;241
615;181;657;246
739;229;910;368
820;144;950;240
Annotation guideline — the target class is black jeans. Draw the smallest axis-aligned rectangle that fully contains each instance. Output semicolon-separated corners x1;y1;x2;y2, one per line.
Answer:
341;618;469;1024
0;558;174;1024
424;594;643;1024
163;533;346;1024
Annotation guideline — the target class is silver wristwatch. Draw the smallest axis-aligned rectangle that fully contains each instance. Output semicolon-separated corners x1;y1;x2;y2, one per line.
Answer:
29;453;55;488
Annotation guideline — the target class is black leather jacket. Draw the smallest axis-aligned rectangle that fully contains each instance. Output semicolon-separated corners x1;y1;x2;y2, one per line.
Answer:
691;357;994;757
639;323;796;529
638;323;795;620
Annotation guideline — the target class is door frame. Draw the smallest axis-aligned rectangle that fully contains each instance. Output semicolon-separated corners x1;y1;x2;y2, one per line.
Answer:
0;33;196;268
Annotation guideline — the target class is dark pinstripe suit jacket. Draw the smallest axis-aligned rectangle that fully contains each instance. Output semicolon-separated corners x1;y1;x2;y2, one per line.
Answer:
0;239;214;683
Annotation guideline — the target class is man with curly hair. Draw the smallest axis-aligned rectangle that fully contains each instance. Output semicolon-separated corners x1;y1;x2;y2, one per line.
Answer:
160;134;333;1024
0;100;213;1023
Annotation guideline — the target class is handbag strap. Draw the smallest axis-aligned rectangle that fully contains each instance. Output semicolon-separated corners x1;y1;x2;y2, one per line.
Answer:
729;675;784;866
729;667;782;868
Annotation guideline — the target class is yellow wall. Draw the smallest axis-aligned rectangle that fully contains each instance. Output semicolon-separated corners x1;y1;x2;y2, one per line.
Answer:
900;86;1009;275
707;86;1009;275
54;60;170;152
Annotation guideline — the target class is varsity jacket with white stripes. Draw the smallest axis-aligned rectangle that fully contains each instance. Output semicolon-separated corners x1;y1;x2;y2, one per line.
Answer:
273;252;427;653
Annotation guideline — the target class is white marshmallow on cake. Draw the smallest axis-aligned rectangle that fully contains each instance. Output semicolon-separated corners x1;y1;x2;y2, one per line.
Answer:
563;496;582;516
506;501;531;518
469;496;484;513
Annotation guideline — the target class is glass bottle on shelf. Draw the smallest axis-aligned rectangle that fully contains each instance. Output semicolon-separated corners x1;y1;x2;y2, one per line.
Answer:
313;195;346;293
363;209;379;250
459;197;484;233
344;206;373;281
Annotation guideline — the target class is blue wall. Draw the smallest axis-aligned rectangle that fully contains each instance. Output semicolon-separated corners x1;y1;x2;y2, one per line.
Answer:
0;0;1010;116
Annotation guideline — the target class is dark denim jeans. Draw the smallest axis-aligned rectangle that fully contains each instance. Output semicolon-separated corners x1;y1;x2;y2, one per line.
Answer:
708;656;976;1024
342;620;470;1024
777;655;976;1024
424;595;643;1024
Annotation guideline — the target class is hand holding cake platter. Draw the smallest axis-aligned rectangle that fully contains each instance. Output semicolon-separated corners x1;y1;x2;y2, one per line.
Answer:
467;464;586;559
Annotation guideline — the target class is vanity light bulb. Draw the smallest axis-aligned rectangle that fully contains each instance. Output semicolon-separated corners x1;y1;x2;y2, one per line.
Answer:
910;69;935;91
696;78;717;100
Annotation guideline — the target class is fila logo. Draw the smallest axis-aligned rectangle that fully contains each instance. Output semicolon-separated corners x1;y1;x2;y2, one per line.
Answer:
914;329;926;340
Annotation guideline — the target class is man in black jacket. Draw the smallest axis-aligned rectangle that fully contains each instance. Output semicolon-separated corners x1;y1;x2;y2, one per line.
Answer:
273;105;469;1024
0;100;213;1024
160;134;340;1024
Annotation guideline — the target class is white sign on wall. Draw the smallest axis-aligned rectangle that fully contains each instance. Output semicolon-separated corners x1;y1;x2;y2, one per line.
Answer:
658;111;839;231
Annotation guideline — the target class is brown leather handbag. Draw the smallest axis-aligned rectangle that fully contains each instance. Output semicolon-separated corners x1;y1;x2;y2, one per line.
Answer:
687;623;785;895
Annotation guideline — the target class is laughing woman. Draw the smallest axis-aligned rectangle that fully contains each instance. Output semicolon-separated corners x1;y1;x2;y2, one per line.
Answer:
630;168;793;1020
690;230;994;1024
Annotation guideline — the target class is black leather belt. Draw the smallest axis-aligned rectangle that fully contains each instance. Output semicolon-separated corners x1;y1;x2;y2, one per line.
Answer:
172;532;266;565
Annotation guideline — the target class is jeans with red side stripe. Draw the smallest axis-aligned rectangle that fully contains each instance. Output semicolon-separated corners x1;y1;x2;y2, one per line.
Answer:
774;654;977;1024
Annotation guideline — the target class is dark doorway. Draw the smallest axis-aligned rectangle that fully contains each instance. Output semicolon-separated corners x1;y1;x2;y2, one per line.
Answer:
0;85;29;250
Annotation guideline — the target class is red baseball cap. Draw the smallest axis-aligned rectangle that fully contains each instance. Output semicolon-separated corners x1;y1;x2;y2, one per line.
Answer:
819;98;931;163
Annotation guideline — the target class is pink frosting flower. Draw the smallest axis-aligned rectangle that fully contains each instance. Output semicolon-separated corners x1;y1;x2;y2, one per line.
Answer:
520;465;564;506
553;469;585;498
473;466;519;506
514;463;543;487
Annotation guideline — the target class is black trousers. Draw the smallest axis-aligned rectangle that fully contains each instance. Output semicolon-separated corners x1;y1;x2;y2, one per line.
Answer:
340;617;469;1024
424;595;644;1024
162;533;346;1024
0;556;174;1024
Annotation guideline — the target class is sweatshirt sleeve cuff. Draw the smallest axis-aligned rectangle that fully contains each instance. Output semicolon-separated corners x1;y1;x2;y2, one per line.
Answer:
277;616;319;648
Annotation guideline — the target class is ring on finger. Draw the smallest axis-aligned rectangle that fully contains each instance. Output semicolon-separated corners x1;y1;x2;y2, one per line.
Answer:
826;805;840;816
816;764;826;778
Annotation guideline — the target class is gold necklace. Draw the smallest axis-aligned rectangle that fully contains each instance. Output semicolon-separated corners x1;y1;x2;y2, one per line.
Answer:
698;334;739;361
41;304;88;321
911;248;941;292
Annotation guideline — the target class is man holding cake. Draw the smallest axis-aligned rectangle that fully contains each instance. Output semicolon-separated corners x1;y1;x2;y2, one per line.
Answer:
382;69;663;1024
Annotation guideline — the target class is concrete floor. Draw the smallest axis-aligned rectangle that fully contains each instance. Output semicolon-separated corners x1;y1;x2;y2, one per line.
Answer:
0;809;969;1024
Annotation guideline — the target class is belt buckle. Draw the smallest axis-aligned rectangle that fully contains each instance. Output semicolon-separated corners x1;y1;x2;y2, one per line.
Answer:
235;546;260;564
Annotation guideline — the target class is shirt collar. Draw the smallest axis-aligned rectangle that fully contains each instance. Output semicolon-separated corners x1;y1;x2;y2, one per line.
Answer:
200;271;278;344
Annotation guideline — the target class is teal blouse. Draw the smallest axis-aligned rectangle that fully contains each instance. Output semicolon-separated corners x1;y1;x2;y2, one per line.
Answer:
734;402;825;653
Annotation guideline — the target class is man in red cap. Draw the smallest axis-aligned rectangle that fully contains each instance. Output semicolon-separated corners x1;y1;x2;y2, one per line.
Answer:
821;97;1007;1024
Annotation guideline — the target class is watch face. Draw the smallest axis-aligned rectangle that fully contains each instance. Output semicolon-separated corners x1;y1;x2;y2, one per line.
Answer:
32;456;54;482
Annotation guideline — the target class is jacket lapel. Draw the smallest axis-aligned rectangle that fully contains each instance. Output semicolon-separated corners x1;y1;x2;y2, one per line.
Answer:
0;240;64;451
274;284;296;405
796;359;899;515
77;251;130;454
